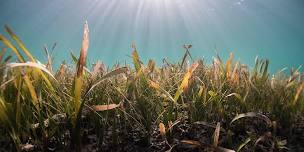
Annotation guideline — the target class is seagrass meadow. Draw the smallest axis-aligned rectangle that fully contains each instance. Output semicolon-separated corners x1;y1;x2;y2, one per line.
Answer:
0;23;304;152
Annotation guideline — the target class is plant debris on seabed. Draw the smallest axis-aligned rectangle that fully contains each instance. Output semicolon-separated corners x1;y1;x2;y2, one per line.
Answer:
0;22;304;152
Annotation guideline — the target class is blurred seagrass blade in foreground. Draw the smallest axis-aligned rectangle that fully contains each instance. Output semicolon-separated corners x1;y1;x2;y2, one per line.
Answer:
6;62;56;81
4;25;35;61
0;25;54;90
0;27;39;113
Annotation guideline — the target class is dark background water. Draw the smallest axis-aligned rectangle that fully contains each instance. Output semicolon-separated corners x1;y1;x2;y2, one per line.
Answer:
0;0;303;72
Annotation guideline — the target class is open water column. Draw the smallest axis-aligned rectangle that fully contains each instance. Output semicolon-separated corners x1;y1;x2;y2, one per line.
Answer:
0;0;303;71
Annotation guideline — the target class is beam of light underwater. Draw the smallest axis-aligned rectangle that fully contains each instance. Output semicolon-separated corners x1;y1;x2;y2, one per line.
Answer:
0;0;303;72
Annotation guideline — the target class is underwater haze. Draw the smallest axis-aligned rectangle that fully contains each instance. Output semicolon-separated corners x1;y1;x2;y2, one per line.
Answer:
0;0;303;72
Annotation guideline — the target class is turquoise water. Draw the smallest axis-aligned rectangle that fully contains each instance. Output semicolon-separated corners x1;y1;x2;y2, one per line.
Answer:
0;0;303;72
